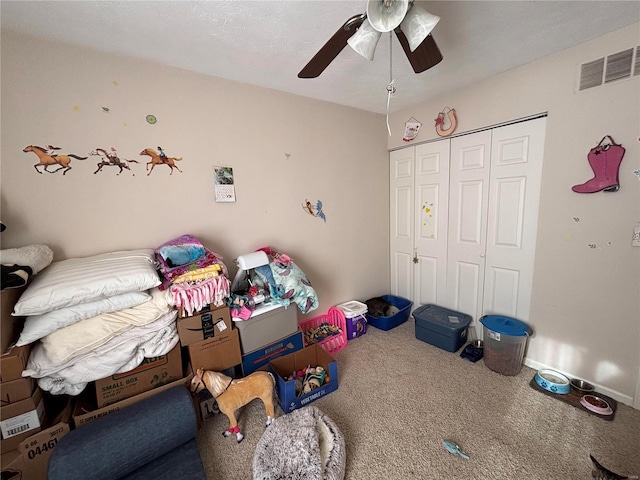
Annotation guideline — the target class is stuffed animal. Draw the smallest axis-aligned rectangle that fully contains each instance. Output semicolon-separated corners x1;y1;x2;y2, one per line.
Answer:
190;368;276;443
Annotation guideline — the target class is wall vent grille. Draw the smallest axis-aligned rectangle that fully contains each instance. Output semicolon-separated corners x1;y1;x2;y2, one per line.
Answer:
579;46;638;91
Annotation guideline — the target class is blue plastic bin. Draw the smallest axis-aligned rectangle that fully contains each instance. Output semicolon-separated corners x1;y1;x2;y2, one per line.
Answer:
413;304;472;352
366;295;413;331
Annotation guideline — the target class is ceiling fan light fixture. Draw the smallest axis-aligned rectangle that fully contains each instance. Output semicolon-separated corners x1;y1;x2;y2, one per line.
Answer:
367;0;409;32
347;19;382;60
400;5;440;52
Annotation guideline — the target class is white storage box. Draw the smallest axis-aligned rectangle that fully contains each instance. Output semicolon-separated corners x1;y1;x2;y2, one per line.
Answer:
233;303;298;354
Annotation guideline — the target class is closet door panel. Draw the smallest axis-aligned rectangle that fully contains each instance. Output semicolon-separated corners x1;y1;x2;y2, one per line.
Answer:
447;131;492;320
390;149;415;298
452;260;481;318
393;251;414;300
414;142;449;306
483;117;546;321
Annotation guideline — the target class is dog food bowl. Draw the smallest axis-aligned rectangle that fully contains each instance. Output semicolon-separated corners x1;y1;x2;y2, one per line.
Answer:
535;369;570;394
580;395;613;416
570;378;595;394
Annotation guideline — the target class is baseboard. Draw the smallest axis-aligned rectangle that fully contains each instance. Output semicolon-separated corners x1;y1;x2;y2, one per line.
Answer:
523;357;635;408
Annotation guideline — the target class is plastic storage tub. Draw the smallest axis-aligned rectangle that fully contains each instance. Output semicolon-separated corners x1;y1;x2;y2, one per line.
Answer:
413;304;472;352
299;307;347;354
480;315;530;376
336;300;368;340
366;295;413;331
233;303;298;354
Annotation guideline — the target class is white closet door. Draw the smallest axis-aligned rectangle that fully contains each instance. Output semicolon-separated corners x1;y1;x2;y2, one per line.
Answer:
390;148;415;300
446;130;492;323
413;141;450;307
483;117;547;321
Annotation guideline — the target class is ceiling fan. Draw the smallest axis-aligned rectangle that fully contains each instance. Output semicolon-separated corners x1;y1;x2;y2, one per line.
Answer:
298;0;443;79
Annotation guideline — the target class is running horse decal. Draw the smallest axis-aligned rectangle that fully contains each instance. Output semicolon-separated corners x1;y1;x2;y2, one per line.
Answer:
23;145;88;175
89;148;140;176
139;148;183;176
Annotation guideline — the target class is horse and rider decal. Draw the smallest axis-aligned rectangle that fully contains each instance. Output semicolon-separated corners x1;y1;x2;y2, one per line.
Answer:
89;147;140;175
23;145;88;175
140;147;183;176
22;145;184;177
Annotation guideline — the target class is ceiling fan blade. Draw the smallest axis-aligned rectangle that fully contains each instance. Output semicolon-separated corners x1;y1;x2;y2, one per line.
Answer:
298;14;366;78
395;29;443;73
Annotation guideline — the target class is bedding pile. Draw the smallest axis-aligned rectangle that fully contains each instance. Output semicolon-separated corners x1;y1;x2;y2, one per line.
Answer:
253;246;319;315
15;249;178;396
0;244;53;291
155;234;230;317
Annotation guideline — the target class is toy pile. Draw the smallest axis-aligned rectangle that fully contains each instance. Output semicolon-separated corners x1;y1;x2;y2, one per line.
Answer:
286;366;329;397
303;322;342;346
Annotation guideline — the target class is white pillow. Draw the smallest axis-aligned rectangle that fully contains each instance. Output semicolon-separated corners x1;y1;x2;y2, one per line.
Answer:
13;249;160;316
16;291;151;346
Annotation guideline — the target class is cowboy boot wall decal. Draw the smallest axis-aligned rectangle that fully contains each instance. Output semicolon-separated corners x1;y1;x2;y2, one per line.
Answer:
572;136;625;193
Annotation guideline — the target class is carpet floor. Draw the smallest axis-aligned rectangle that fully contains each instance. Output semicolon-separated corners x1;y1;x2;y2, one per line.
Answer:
196;317;640;479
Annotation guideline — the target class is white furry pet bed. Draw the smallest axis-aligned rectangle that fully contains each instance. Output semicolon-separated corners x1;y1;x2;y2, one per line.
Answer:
252;405;346;480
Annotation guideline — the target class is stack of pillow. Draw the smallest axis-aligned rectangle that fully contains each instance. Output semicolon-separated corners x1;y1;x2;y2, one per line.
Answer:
14;249;178;396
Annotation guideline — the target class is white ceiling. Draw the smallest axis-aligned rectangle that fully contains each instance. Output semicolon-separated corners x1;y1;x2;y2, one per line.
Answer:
2;1;639;114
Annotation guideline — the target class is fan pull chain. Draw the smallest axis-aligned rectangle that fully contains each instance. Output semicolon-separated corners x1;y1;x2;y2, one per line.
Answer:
386;33;396;136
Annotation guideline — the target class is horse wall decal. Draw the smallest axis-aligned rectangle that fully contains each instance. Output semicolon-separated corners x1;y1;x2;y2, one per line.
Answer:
89;148;140;176
23;145;88;175
139;148;183;176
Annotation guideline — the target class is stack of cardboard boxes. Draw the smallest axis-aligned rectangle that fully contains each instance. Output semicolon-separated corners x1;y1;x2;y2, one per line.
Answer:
1;287;73;480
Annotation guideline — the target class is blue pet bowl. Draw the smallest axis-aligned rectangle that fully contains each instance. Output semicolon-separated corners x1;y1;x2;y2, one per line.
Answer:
535;369;570;394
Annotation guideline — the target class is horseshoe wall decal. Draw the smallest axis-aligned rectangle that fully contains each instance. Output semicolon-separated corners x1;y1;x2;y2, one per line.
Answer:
435;107;458;137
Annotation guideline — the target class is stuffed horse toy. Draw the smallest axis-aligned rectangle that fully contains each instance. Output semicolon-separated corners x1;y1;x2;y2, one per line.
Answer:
190;367;276;443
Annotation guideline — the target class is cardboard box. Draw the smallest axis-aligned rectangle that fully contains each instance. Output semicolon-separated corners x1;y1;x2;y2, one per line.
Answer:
1;377;35;406
74;372;194;428
178;301;220;319
1;286;26;354
1;388;45;451
188;329;241;372
10;395;73;480
196;389;220;421
1;344;31;383
94;344;183;408
269;344;339;413
177;305;232;346
1;450;25;479
241;329;304;376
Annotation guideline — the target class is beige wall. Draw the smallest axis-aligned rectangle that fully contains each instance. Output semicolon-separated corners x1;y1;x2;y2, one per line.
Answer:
3;23;639;405
0;31;390;319
388;23;640;404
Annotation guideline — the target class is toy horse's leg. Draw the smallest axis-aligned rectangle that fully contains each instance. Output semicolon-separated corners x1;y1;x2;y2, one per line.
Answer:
221;411;244;443
262;395;276;427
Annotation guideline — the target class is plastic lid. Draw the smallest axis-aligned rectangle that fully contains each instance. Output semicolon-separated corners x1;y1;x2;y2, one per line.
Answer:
480;315;529;336
336;300;367;317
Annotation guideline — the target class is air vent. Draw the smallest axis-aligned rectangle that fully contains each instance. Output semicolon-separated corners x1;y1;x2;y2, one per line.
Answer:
605;48;634;83
579;58;604;90
579;46;637;91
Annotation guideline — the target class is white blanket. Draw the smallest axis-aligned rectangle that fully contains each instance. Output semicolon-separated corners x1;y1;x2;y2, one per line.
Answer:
24;309;178;396
38;288;173;367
